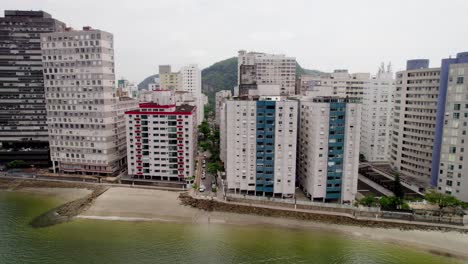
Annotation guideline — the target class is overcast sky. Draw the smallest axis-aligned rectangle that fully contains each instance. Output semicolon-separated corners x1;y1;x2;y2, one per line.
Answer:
2;0;468;83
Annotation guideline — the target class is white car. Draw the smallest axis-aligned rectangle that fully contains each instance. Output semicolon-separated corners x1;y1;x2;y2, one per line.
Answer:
202;164;206;168
199;185;206;192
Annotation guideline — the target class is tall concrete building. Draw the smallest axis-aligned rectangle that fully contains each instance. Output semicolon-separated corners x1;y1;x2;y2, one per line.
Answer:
299;70;370;101
0;10;65;166
41;27;136;176
237;50;296;97
225;96;298;197
298;97;361;203
390;60;440;188
432;52;468;201
215;90;231;127
360;64;395;162
125;90;197;183
180;64;204;125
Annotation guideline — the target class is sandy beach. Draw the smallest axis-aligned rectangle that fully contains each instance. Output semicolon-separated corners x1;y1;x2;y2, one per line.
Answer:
75;187;468;260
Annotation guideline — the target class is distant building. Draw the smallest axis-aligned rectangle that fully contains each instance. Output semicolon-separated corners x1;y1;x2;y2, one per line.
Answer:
360;64;395;162
41;27;137;176
225;96;298;198
0;10;65;166
125;90;197;183
180;64;204;124
390;60;440;188
237;50;296;97
215;90;231;127
433;52;468;201
159;65;180;90
298;97;361;203
299;70;370;101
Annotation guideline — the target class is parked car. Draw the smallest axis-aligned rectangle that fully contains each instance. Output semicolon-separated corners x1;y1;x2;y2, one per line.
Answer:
199;185;206;192
201;175;206;180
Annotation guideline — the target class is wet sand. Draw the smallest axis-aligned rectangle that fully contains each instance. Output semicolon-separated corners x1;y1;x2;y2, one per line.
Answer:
78;187;468;260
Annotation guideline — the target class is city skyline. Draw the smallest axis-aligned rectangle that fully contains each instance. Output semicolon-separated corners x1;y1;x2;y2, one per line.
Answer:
2;0;468;82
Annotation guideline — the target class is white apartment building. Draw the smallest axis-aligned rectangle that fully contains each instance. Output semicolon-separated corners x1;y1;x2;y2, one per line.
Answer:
237;50;296;97
215;90;232;127
157;64;204;124
390;60;440;187
41;27;137;176
298;97;361;203
360;64;395;162
180;64;204;124
125;90;197;182
299;70;370;101
225;97;298;197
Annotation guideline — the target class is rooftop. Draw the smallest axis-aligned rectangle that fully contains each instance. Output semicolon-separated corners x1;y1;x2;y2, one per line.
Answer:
176;104;196;113
4;10;51;19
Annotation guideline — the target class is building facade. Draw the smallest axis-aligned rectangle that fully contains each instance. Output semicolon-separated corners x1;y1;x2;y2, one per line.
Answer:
225;97;298;197
433;52;468;201
41;27;136;176
299;70;370;101
297;97;361;203
360;64;395;162
125;90;197;182
215;90;231;127
159;65;180;90
389;60;440;188
0;10;65;166
180;64;204;124
237;50;296;97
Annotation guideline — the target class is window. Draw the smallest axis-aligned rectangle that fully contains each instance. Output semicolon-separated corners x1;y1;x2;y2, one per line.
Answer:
456;76;464;84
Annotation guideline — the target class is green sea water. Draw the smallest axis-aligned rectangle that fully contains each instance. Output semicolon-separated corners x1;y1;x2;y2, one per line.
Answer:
0;191;462;264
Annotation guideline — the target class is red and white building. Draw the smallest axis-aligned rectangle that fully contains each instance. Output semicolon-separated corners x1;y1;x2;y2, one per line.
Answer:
125;90;197;183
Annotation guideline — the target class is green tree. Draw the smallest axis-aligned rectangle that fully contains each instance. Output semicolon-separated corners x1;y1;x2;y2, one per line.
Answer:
393;173;404;199
378;196;403;211
6;160;27;169
357;195;378;207
199;141;210;151
207;162;222;174
198;121;211;138
425;190;461;211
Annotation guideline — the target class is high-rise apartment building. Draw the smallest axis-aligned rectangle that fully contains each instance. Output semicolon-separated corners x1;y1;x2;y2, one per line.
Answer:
432;52;468;201
360;64;395;162
225;97;298;197
297;97;361;203
299;70;370;101
0;10;65;166
390;60;440;187
237;50;296;97
180;64;203;124
41;27;136;176
125;90;197;182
